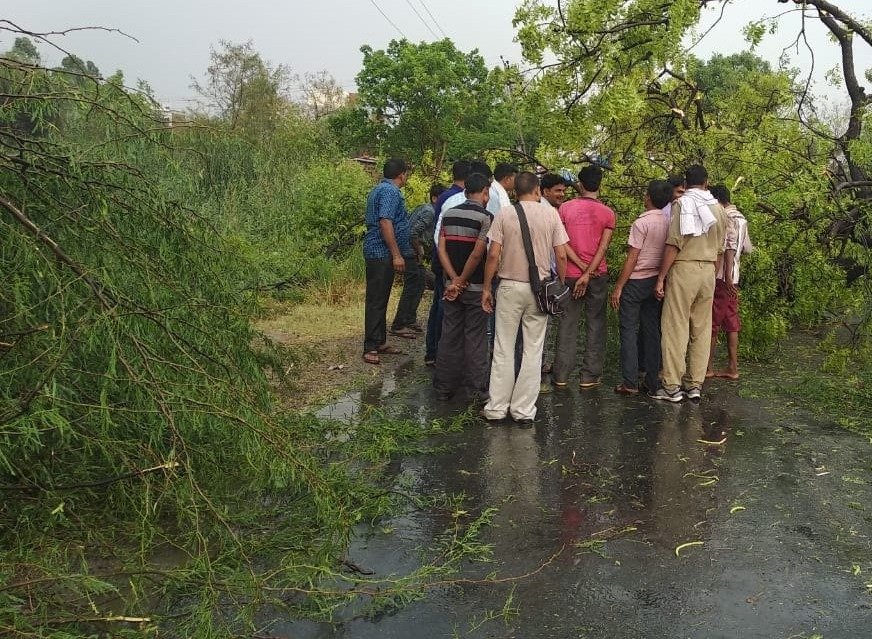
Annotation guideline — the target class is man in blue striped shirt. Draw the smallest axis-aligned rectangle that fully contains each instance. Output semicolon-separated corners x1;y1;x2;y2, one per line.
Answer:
362;158;413;364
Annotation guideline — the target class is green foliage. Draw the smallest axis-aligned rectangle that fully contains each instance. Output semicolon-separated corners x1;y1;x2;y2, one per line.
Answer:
0;36;491;638
355;38;518;173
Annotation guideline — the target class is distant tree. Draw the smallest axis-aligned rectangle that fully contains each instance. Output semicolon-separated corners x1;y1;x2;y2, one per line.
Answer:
297;70;346;120
7;36;40;63
59;53;101;79
355;38;508;171
191;39;290;135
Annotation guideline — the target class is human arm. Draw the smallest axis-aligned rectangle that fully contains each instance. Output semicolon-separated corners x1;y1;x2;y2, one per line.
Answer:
610;247;640;311
655;244;679;300
574;227;614;299
723;248;737;297
554;243;568;282
564;243;589;273
481;241;502;314
379;218;405;272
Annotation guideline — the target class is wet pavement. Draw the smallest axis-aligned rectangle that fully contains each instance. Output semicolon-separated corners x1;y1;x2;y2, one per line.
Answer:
285;361;872;638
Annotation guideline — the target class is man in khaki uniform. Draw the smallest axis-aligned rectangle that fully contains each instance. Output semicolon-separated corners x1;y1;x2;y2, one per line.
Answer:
652;165;727;402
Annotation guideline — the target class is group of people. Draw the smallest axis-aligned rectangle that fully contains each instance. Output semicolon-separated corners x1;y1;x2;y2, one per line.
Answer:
362;157;752;423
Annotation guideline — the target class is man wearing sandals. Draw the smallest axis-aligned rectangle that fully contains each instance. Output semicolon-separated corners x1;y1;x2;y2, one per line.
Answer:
362;158;413;364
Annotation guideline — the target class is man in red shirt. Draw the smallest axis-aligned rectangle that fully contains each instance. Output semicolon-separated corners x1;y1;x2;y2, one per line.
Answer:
552;165;616;388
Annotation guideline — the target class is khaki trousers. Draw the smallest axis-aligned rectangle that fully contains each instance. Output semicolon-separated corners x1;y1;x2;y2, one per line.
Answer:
660;260;716;391
483;279;548;421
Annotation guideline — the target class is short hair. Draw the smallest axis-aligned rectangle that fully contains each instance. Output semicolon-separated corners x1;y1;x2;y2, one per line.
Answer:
429;183;447;199
685;164;708;187
451;160;472;181
465;173;490;196
667;174;686;189
647;179;674;210
469;160;493;181
578;165;603;191
384;158;410;179
514;171;540;197
540;173;566;190
709;184;730;205
494;162;519;181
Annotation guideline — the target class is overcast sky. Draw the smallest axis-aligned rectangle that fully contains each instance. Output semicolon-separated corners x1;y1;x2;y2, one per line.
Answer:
5;0;871;109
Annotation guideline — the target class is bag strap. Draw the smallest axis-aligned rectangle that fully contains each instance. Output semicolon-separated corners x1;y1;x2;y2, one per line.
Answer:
514;202;542;292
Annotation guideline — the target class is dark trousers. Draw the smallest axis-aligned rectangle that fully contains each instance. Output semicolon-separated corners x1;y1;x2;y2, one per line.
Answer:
391;256;424;330
619;276;661;391
434;289;490;394
363;258;394;353
553;274;609;383
425;276;444;361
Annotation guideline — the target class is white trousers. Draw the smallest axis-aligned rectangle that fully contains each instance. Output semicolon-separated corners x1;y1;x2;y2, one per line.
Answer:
483;279;548;421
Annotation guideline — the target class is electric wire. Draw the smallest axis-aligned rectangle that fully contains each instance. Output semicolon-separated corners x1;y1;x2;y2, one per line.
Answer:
404;0;439;38
417;0;448;37
368;0;407;38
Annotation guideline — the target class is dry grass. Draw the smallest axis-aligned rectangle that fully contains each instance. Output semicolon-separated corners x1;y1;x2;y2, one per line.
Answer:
257;283;425;410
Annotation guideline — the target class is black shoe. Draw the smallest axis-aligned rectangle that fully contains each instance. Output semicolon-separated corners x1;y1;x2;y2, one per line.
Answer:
514;416;535;427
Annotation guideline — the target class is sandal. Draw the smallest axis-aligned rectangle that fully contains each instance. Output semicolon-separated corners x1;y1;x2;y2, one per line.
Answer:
614;383;639;395
377;345;404;355
362;351;381;365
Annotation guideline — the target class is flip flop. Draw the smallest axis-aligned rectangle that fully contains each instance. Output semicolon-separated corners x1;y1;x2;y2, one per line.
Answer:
362;351;380;365
715;372;740;380
377;345;404;355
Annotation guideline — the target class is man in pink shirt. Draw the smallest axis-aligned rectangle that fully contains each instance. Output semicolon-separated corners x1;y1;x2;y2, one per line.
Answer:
610;180;673;394
552;165;616;388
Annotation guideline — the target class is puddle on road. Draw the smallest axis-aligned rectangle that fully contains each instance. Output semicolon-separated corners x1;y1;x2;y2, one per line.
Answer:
280;371;872;639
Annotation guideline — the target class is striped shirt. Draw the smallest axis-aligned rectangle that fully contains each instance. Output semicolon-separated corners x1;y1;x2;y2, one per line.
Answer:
439;201;492;292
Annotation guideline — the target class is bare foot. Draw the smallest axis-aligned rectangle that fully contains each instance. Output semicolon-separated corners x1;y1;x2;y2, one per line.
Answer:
715;370;740;380
705;370;716;379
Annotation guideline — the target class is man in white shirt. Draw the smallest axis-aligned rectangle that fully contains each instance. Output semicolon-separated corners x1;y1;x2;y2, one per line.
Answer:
487;163;518;215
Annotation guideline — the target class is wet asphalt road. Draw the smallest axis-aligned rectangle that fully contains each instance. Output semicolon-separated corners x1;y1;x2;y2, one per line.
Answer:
283;361;872;639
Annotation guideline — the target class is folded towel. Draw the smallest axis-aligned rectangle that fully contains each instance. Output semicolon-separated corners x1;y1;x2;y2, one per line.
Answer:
678;188;718;236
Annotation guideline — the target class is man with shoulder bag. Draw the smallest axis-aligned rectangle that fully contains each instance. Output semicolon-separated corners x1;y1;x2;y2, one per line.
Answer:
480;172;570;424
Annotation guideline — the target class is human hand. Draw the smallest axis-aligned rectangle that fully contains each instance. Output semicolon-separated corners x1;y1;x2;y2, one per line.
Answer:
481;289;494;314
443;283;460;301
610;286;622;311
392;256;406;273
573;274;590;299
654;278;665;300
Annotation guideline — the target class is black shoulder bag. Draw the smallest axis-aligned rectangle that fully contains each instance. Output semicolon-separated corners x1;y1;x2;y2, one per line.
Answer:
514;202;570;317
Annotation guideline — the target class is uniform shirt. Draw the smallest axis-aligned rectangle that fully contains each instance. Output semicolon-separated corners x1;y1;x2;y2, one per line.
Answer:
488;201;569;282
666;199;727;262
363;179;411;259
439;201;492;292
627;209;669;279
557;197;616;277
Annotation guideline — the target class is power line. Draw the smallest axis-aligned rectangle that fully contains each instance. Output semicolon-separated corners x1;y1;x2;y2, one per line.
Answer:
417;0;447;38
404;0;438;39
368;0;408;39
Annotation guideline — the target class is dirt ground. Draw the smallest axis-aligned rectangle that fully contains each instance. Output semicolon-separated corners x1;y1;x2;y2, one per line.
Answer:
257;289;428;411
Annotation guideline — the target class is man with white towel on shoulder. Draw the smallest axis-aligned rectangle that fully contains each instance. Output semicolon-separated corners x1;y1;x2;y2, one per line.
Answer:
652;165;727;402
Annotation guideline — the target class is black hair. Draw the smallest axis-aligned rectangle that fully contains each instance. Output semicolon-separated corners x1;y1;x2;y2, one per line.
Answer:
465;173;490;196
469;160;493;181
666;174;686;188
384;158;409;179
578;165;603;191
494;162;519;181
647;179;674;210
709;184;730;205
540;173;566;190
515;171;539;197
452;160;472;181
429;183;447;199
685;164;708;187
